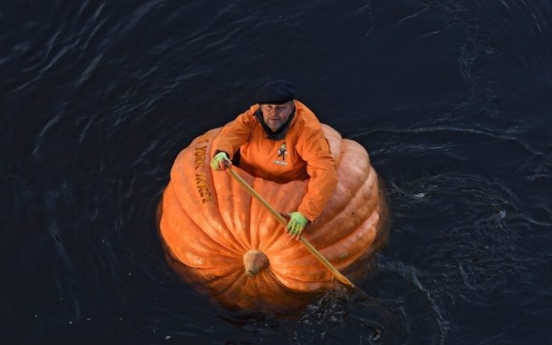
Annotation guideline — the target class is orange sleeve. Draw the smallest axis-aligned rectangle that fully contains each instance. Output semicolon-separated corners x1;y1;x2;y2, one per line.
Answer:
296;127;338;222
212;107;256;159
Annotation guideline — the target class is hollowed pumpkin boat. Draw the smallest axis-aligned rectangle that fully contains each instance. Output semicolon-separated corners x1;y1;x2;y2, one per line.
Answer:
157;124;389;315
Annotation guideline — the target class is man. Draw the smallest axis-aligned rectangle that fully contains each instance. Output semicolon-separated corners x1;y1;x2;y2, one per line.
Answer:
210;80;338;240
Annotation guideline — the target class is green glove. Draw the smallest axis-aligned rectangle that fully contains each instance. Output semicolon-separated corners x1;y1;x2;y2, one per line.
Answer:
286;212;309;240
210;152;230;171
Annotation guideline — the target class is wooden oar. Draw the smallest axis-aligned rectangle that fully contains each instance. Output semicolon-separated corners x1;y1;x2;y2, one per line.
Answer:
225;166;358;289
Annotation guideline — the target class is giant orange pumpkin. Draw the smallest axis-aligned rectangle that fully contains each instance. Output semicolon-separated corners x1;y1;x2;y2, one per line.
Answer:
158;124;389;316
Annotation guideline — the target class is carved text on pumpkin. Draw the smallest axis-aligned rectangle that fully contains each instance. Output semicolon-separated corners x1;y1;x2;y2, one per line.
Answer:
193;132;213;203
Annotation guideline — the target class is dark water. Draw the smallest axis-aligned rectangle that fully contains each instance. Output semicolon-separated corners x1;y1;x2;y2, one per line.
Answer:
2;0;551;344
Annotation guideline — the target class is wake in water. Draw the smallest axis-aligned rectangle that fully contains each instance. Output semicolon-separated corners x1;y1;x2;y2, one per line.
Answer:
293;261;452;345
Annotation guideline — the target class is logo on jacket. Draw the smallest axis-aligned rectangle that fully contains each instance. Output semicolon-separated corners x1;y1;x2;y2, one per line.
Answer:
273;143;288;166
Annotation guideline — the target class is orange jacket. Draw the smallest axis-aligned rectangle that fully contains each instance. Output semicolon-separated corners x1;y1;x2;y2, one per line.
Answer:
212;100;338;222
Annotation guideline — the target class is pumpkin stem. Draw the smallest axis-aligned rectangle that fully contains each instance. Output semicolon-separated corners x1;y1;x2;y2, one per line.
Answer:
243;250;269;277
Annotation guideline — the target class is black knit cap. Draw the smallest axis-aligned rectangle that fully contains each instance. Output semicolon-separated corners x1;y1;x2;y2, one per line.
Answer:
256;79;295;105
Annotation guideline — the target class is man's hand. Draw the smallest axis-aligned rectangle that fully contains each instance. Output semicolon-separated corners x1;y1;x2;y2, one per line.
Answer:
210;152;231;171
285;212;308;240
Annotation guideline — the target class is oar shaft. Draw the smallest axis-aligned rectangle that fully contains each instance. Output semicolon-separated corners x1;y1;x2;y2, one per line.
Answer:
225;167;356;289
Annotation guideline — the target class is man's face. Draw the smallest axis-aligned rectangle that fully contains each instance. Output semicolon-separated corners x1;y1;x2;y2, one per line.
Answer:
260;101;294;132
